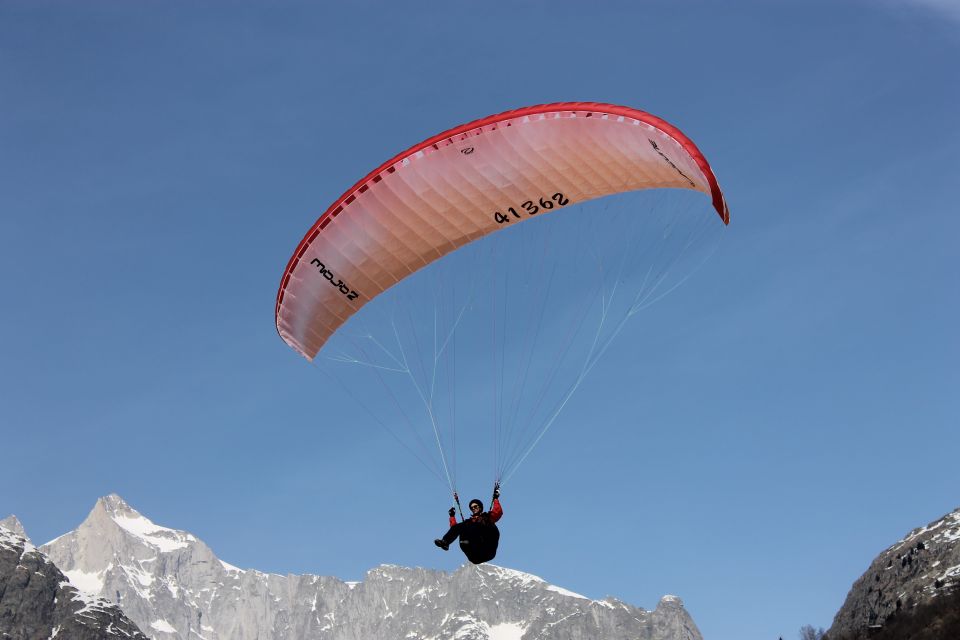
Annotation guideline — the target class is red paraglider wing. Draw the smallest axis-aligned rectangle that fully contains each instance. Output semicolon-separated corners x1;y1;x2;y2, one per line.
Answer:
276;102;728;360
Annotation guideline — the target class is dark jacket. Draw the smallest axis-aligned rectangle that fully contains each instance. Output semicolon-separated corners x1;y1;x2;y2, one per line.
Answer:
443;499;503;564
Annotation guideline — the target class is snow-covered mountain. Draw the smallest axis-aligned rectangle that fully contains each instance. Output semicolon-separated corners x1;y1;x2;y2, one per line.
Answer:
39;495;703;640
0;521;147;639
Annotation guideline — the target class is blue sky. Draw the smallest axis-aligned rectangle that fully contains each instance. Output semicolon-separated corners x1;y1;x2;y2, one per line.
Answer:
2;2;958;639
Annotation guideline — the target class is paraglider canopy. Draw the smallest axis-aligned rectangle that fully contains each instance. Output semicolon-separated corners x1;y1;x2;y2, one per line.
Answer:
275;102;728;361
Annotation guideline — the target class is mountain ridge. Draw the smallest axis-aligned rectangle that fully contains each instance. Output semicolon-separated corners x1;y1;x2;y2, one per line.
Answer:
35;494;703;640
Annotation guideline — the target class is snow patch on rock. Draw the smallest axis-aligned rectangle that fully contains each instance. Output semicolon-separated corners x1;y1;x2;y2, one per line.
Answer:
63;566;107;595
150;619;178;633
489;621;526;639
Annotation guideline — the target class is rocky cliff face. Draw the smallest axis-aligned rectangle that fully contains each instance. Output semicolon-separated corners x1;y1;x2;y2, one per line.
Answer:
0;523;148;640
0;516;26;540
39;494;703;640
828;506;960;637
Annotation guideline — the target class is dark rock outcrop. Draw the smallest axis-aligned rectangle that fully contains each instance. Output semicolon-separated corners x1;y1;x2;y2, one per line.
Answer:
0;523;148;640
827;507;960;638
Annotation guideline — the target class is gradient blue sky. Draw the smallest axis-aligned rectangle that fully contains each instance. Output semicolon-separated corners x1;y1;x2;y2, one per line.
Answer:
2;2;958;639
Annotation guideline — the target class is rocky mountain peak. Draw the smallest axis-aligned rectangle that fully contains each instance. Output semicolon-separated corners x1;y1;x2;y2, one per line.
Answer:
657;594;686;610
0;526;33;553
96;493;140;518
896;507;960;553
65;493;201;558
828;506;960;637
0;515;27;541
